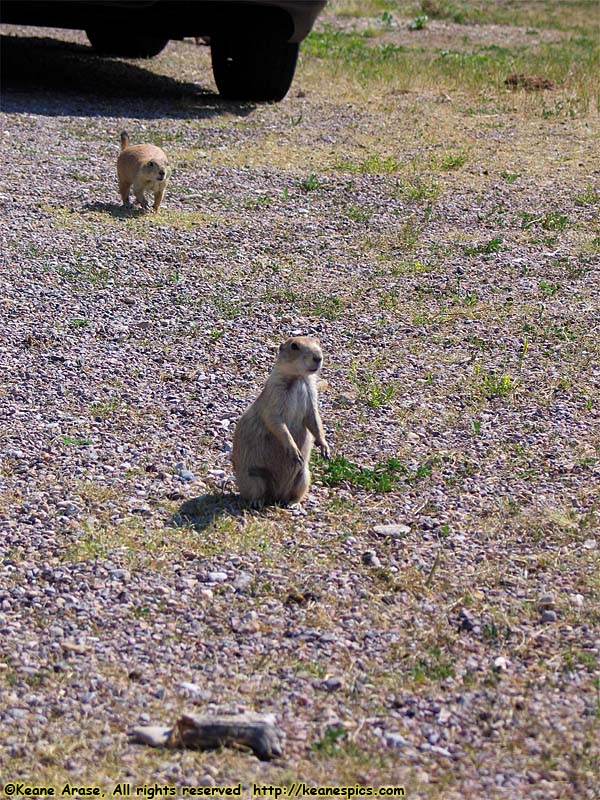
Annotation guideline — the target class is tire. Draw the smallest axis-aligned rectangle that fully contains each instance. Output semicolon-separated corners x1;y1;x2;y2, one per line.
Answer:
211;31;299;102
86;27;169;58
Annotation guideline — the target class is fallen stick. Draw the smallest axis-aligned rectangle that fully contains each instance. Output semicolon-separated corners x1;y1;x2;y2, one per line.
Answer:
130;712;283;761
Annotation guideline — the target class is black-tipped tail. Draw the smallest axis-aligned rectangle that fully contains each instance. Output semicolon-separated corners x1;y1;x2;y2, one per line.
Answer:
120;130;130;150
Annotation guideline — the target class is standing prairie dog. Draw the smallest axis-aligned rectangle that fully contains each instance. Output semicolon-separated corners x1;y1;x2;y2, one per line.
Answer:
232;336;331;508
117;131;170;212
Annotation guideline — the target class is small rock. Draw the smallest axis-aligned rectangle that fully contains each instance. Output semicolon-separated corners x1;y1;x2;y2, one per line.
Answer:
537;593;555;608
493;656;510;672
336;391;357;407
385;732;407;748
198;775;215;787
129;726;171;747
541;609;558;623
233;573;253;592
583;538;597;550
362;550;381;567
207;572;228;584
178;469;195;483
458;608;476;632
429;744;452;758
179;682;210;700
570;593;584;607
372;524;410;538
128;500;152;516
323;677;343;691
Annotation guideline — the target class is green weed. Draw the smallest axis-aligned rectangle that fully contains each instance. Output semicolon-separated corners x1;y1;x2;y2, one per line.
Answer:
408;14;429;30
478;370;515;399
300;173;322;192
464;237;503;256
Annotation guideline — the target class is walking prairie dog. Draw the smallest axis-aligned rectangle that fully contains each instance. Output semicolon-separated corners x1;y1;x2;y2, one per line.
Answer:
117;131;170;212
232;336;331;507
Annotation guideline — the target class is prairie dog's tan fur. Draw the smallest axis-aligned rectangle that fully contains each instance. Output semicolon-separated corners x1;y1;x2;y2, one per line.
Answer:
117;131;169;212
232;336;330;507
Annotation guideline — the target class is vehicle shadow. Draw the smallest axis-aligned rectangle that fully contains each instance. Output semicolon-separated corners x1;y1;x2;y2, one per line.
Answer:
170;492;246;535
0;33;255;120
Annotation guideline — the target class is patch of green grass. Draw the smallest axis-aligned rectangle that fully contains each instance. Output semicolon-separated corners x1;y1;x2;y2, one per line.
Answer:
335;154;401;174
521;210;570;231
395;177;440;201
61;435;93;447
319;454;435;493
391;258;431;276
574;185;600;206
409;646;455;683
422;0;597;31
464;237;503;256
68;318;89;328
471;419;482;435
436;150;468;171
242;194;273;210
214;297;246;320
305;294;347;320
319;455;406;493
304;19;597;105
344;204;373;224
311;725;346;755
501;172;521;184
350;364;397;408
304;27;405;76
379;289;400;310
542;211;570;231
421;0;475;24
539;280;560;297
90;397;123;417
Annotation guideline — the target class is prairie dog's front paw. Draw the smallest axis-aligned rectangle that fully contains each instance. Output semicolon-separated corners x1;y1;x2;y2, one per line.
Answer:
319;442;331;459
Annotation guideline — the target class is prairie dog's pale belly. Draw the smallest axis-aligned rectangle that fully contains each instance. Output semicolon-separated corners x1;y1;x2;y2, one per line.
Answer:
283;380;309;421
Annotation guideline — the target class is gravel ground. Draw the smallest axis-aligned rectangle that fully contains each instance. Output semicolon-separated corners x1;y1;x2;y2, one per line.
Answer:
0;10;599;800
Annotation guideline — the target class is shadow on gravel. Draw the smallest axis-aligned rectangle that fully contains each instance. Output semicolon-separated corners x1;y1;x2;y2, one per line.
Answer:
84;201;146;218
171;492;245;534
0;34;255;120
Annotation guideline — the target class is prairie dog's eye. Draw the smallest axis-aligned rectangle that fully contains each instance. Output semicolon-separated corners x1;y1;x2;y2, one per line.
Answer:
291;342;299;351
148;161;156;168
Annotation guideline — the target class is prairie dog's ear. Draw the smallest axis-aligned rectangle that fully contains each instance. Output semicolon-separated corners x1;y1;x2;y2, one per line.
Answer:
279;341;285;352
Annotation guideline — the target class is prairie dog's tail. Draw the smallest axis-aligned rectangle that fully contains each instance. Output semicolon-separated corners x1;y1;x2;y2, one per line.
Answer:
120;131;130;150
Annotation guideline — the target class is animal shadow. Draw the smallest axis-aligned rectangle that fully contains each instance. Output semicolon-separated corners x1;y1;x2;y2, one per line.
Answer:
84;201;148;219
171;492;245;534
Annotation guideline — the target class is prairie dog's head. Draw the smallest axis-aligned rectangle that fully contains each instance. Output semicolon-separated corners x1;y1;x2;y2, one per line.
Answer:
277;336;323;377
142;154;169;183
